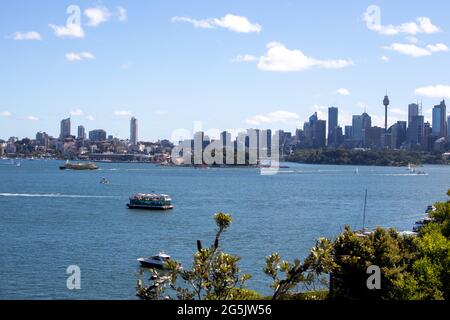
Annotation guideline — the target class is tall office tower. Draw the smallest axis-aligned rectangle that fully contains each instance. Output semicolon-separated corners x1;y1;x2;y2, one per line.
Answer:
409;115;424;145
432;100;447;138
130;117;138;145
313;120;327;148
408;103;419;127
60;118;71;139
328;107;338;146
344;126;353;140
352;112;371;143
383;93;390;132
77;125;86;140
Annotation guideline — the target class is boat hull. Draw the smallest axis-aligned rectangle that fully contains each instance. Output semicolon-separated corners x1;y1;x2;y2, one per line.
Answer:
127;204;174;210
137;259;165;269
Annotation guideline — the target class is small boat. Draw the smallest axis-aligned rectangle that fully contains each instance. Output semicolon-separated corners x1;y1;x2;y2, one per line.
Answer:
100;177;110;184
413;217;433;232
60;162;98;170
127;193;174;210
137;252;171;269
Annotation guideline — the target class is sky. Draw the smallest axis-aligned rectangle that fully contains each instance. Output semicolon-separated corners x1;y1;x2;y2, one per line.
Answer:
0;0;449;142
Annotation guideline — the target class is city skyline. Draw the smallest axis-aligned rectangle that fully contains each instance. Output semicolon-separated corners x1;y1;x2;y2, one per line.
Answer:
1;1;450;141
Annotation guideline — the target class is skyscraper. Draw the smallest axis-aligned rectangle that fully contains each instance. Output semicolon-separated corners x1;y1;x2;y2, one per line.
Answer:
409;115;424;145
352;112;371;143
130;117;138;145
408;103;419;127
313;120;327;148
432;100;447;138
77;125;86;140
60;118;71;139
328;107;338;146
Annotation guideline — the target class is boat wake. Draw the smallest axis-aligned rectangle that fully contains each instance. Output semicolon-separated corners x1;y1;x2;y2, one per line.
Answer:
0;193;119;199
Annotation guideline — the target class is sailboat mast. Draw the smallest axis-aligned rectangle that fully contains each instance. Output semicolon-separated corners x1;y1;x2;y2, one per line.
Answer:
363;189;368;231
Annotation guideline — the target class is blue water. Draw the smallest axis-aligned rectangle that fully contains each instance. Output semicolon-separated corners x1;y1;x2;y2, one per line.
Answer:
0;159;449;299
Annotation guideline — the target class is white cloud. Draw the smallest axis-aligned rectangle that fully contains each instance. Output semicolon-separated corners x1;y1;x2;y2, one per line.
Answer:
27;116;39;121
117;6;127;22
363;12;441;35
86;115;95;121
171;14;261;33
245;110;299;125
381;55;390;62
426;43;449;52
336;88;350;96
171;17;214;29
0;111;12;117
384;43;431;57
114;110;132;116
12;31;42;41
414;85;450;98
49;24;85;38
257;42;353;72
65;52;95;62
69;108;84;116
232;54;258;63
384;42;449;57
120;62;132;69
406;36;419;44
85;6;111;27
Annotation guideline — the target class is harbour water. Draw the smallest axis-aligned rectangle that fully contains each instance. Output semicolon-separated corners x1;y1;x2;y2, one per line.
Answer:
0;159;449;299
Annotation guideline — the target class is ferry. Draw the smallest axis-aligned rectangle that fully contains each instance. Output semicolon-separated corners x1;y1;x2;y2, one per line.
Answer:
127;193;174;210
59;161;98;170
137;252;171;269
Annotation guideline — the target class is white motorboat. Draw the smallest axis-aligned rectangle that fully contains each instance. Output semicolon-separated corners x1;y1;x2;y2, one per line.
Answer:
137;252;171;269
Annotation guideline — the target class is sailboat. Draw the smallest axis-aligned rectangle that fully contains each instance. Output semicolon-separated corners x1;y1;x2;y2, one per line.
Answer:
356;189;372;237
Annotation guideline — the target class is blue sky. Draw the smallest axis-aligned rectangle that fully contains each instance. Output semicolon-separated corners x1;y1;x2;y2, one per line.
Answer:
0;0;449;141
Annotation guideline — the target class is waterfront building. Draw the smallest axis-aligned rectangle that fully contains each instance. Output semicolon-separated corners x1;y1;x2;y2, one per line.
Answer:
77;125;86;140
432;100;447;138
60;118;71;139
36;131;49;148
89;129;107;142
130;117;138;145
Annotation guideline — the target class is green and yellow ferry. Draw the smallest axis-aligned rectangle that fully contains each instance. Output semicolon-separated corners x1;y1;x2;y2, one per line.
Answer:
127;193;174;210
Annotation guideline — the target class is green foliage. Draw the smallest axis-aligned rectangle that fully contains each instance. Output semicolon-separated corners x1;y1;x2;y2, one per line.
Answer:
329;189;450;300
287;148;448;166
137;190;450;300
136;212;252;300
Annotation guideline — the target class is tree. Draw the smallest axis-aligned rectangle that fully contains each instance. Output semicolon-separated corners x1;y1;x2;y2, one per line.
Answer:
136;213;255;300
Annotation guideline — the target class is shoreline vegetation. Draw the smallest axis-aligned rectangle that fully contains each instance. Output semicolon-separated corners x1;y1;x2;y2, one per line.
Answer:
286;149;450;167
137;189;450;300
